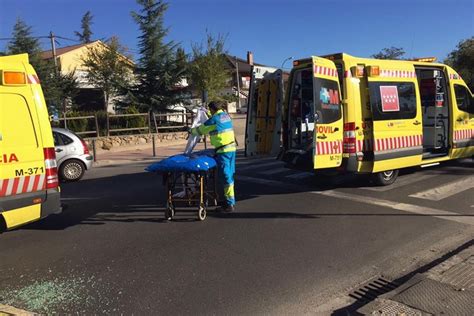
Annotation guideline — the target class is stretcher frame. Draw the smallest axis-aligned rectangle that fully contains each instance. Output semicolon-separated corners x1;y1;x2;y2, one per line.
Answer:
162;168;218;221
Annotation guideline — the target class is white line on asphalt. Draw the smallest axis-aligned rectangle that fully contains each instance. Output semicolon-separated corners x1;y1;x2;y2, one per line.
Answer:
238;160;284;172
409;175;474;201
362;173;437;192
285;171;313;179
313;190;474;226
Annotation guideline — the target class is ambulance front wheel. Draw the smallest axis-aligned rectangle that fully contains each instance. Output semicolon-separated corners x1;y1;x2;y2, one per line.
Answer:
373;170;399;186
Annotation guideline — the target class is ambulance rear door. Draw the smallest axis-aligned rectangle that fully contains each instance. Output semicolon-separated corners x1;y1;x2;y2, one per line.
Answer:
245;66;283;157
312;57;344;169
446;68;474;158
367;66;423;172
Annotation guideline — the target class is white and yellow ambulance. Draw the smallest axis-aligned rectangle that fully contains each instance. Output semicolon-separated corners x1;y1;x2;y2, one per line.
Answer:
0;54;61;231
245;54;473;185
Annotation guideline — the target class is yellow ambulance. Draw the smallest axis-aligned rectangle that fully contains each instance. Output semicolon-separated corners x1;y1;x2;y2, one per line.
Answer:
245;54;473;185
0;54;61;231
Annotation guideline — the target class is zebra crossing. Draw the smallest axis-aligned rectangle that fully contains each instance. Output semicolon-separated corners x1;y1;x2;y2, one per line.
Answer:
235;155;474;205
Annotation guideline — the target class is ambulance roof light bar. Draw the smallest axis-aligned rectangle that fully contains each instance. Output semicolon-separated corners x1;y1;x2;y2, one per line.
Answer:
410;57;437;63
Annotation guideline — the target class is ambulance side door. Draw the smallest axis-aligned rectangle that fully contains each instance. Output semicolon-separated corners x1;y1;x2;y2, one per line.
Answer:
447;70;474;157
367;68;423;172
312;57;344;169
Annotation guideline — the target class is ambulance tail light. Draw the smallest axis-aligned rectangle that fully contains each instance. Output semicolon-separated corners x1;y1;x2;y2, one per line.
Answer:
343;122;357;154
43;147;59;189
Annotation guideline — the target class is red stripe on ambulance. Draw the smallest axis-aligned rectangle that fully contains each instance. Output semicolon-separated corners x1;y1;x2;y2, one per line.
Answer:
0;174;46;197
314;65;338;78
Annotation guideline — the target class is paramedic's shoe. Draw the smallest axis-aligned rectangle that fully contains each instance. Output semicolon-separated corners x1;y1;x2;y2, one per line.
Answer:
216;205;235;213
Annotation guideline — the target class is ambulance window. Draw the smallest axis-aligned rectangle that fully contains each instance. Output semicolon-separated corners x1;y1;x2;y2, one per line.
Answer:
314;78;342;123
335;63;344;97
454;85;473;113
369;82;417;120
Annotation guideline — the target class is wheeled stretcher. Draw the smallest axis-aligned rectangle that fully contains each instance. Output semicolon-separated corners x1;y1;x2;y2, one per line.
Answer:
146;152;218;221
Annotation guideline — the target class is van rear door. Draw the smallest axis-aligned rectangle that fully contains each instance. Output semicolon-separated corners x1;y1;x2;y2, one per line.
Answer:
245;66;283;157
312;57;344;169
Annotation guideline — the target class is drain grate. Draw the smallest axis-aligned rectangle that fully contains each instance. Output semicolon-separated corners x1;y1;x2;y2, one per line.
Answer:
349;277;400;303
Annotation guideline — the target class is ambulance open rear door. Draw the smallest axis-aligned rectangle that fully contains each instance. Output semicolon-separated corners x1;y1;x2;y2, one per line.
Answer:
245;66;283;157
311;57;344;169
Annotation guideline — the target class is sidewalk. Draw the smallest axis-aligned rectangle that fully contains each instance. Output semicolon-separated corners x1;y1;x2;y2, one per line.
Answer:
357;241;474;315
92;141;208;167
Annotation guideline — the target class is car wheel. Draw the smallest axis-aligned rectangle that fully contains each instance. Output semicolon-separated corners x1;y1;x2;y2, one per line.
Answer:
372;169;399;186
60;159;85;182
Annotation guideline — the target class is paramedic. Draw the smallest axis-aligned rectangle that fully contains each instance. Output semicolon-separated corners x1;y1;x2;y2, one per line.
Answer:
191;102;236;212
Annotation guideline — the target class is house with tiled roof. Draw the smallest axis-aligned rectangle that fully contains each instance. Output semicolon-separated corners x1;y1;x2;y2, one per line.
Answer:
41;40;134;112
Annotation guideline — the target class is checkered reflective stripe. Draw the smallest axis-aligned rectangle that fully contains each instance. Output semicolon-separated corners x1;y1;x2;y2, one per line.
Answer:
449;73;462;80
0;174;45;197
354;135;423;152
374;135;422;151
27;74;40;84
454;129;474;141
380;70;417;78
314;65;338;78
316;141;343;155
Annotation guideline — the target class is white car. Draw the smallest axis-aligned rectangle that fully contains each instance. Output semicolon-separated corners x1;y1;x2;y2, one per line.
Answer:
52;128;93;181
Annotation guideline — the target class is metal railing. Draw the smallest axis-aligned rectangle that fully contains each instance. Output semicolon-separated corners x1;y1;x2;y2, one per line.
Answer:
58;115;99;137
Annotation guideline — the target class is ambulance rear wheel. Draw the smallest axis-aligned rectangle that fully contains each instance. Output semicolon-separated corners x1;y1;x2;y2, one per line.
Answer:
373;170;399;186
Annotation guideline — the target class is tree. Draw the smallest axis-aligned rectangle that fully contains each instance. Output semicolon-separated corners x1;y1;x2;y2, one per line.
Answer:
130;0;187;112
189;32;230;103
6;18;76;114
81;36;133;113
7;18;43;68
75;11;94;43
372;46;406;60
445;37;474;91
175;47;188;77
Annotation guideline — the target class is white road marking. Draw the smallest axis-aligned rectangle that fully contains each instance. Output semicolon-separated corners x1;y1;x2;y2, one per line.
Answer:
362;173;437;192
285;172;313;179
238;160;284;172
313;190;474;226
409;175;474;201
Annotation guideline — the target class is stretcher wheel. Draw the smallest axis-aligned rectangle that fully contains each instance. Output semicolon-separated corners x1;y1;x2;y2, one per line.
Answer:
165;204;175;221
198;205;206;221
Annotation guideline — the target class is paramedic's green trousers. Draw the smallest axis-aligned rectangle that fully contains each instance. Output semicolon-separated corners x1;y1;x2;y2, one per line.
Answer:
215;151;236;206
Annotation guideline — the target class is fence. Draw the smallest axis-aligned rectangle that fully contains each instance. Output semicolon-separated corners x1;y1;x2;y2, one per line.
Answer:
58;115;99;137
59;111;195;137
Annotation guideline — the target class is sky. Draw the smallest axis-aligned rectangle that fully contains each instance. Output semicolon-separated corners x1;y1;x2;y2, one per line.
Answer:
0;0;473;68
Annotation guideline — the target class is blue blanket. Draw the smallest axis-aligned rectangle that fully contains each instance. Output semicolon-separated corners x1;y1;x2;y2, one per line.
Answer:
145;151;216;173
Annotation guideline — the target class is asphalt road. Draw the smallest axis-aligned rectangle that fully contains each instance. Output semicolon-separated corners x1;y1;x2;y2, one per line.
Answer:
0;153;473;314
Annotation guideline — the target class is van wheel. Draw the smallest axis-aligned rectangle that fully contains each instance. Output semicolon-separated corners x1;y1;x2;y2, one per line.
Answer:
372;170;399;186
60;159;85;182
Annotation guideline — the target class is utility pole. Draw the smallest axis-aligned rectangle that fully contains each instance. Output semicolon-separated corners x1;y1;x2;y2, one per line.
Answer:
235;56;241;110
50;31;67;129
49;31;58;71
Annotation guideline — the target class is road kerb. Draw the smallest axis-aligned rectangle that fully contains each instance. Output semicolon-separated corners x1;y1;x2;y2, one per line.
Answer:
0;304;35;315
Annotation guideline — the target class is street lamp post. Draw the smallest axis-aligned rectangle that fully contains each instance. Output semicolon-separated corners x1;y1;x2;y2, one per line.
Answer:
281;56;294;69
